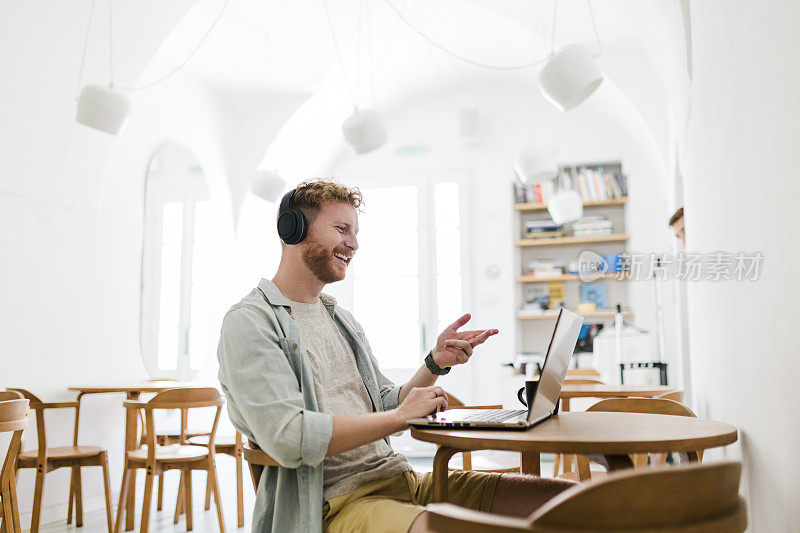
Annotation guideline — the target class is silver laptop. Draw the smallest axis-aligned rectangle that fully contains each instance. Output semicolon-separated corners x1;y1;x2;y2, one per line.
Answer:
407;308;583;430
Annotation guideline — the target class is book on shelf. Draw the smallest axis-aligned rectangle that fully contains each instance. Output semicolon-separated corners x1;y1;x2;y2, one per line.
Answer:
524;219;564;240
527;259;566;277
580;282;608;310
548;282;565;309
514;164;628;205
572;216;614;237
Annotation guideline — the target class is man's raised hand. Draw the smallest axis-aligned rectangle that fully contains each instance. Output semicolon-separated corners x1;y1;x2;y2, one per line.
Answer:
431;313;499;370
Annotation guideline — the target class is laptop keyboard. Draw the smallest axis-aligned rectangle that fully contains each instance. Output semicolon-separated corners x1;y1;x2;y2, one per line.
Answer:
461;409;528;422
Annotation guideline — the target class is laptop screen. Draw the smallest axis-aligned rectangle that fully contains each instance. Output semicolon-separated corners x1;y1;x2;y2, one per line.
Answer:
528;309;584;424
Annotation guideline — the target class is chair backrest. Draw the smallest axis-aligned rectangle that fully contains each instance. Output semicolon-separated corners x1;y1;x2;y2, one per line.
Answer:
587;397;696;417
7;388;43;405
139;387;224;463
0;399;29;433
242;441;281;490
529;462;746;532
444;392;501;411
0;390;23;402
657;390;685;403
586;397;699;467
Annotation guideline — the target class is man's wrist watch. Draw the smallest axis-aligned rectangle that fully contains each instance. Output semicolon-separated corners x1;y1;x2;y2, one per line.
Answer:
425;352;451;375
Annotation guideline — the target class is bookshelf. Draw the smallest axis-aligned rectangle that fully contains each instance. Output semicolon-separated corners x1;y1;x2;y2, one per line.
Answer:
514;161;631;373
514;197;628;212
516;234;628;247
517;310;633;320
516;273;619;283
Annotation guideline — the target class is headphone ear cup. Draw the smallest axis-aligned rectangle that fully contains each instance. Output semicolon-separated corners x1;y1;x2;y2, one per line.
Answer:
277;209;307;245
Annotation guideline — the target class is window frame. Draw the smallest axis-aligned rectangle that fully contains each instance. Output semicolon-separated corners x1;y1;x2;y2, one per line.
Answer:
343;171;472;384
139;145;212;381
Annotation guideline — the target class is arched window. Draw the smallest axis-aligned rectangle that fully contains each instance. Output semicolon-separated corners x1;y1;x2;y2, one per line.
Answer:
140;144;213;380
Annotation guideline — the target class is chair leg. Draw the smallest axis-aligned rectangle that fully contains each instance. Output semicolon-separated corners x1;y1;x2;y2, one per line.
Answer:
204;474;211;511
235;450;244;528
100;452;113;533
67;468;75;524
113;465;131;533
209;464;226;533
30;464;46;533
2;479;13;533
184;469;193;531
552;453;561;476
75;467;84;527
9;475;22;533
173;473;184;524
156;474;164;511
139;467;155;533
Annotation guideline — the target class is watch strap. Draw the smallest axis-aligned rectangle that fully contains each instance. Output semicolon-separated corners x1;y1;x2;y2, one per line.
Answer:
425;352;451;375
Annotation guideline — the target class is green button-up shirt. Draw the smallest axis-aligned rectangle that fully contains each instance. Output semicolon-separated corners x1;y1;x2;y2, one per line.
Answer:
217;279;402;532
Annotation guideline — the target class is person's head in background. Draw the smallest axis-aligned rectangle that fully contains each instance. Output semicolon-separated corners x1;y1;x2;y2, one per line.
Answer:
669;207;685;246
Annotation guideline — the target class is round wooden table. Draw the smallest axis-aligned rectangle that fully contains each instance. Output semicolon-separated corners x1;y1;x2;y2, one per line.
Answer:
68;382;191;531
411;412;738;502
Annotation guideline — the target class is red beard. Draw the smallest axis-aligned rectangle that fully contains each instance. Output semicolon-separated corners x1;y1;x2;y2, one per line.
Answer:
302;240;349;283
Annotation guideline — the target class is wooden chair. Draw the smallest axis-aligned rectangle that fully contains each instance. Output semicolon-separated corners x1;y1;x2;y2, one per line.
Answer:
657;390;685;403
185;431;245;528
564;397;701;481
140;411;236;527
445;393;520;473
9;388;112;533
1;394;28;533
426;461;747;532
114;388;225;533
241;441;280;491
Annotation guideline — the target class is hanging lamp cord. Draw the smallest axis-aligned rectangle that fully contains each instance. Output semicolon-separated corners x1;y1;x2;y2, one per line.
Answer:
76;0;232;94
321;0;357;108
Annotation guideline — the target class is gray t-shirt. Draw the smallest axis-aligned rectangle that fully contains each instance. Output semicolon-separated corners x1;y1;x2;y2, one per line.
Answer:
289;299;411;501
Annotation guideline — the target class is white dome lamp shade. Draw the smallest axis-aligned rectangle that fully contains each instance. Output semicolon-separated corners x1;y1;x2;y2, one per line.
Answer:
250;169;287;203
342;109;387;155
515;147;558;184
547;190;583;224
75;84;132;135
538;45;604;112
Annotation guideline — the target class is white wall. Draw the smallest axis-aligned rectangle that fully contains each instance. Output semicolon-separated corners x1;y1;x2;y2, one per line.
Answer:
680;2;800;530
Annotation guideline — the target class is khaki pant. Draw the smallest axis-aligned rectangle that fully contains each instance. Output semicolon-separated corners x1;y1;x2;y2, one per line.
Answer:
322;469;501;533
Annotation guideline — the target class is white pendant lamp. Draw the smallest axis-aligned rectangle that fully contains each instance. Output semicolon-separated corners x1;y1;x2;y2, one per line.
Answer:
342;109;387;154
75;84;131;135
538;45;603;112
515;147;558;184
250;170;287;202
547;190;583;224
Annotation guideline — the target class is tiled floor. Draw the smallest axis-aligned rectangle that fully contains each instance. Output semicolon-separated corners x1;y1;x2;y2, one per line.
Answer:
38;455;559;532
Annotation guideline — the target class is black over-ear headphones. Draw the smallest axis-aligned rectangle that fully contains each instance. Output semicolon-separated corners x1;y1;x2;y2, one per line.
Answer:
277;188;308;245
